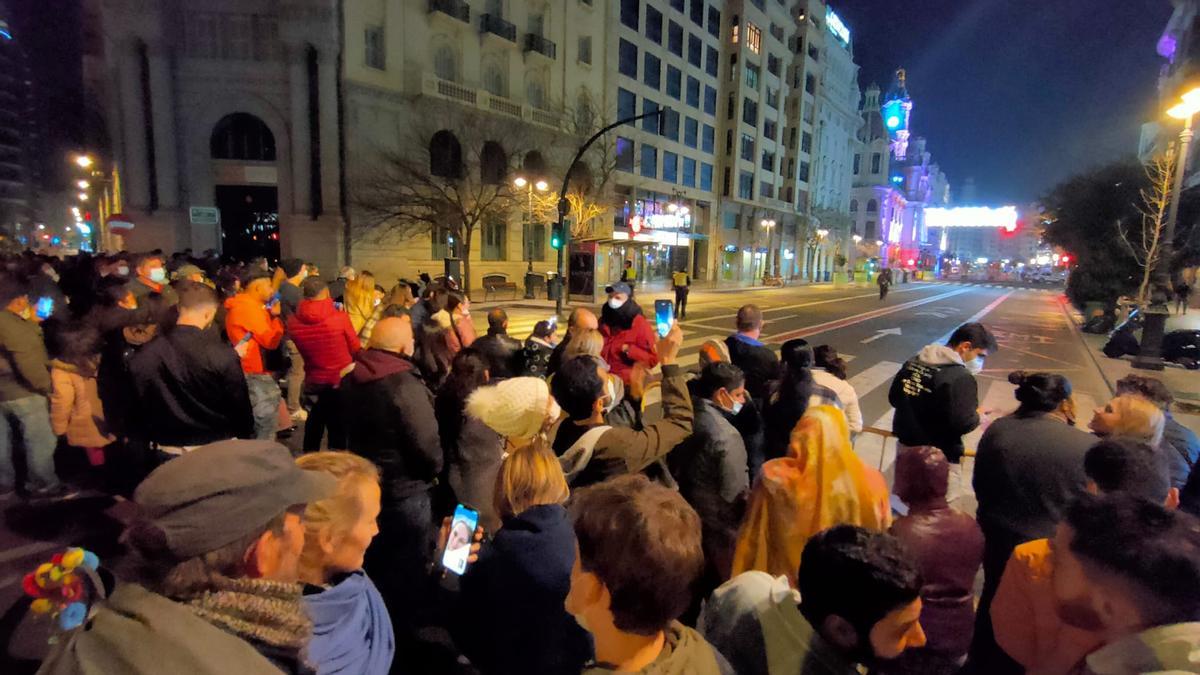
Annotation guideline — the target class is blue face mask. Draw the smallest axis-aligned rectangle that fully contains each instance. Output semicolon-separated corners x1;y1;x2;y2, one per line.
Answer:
730;400;744;415
966;356;985;375
148;267;167;284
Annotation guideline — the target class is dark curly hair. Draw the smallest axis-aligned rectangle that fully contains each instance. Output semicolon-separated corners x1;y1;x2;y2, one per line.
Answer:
1008;370;1072;416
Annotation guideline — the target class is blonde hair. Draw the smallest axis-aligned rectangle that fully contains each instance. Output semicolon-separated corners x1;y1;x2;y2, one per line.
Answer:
344;271;377;317
493;438;569;520
1107;395;1165;446
295;452;380;577
563;329;604;360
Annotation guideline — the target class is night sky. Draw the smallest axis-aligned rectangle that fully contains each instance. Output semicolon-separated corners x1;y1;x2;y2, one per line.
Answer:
833;0;1173;205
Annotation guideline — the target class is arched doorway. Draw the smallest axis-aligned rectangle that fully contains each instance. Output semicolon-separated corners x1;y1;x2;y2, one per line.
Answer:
211;113;280;262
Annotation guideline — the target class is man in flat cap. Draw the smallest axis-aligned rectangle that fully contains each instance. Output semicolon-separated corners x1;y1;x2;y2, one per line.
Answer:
38;440;337;675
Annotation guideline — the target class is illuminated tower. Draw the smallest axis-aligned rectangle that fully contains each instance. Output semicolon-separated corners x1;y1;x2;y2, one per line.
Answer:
882;68;913;160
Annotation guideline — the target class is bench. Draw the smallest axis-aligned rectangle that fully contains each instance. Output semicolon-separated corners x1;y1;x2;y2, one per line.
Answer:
482;273;518;301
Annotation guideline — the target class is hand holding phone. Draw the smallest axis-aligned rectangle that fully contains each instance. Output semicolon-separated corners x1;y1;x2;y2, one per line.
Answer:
34;297;54;320
440;504;481;575
654;299;675;338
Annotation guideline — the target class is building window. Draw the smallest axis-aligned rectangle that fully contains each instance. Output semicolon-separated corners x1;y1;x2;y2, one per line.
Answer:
646;5;663;42
760;182;774;198
433;44;458;81
704;85;717;114
578;35;592;64
618;39;637;77
616;136;635;172
644;53;661;89
667;66;682;99
670;0;683;11
482;61;506;96
866;199;878;212
663;151;678;183
688;35;702;67
682;156;697;187
730;15;739;43
706;46;719;76
618;88;636;122
640;143;658;179
740;133;754;161
526;74;546;109
429;129;462;178
798;161;810;182
482;220;507;260
805;73;816;93
690;0;704;25
684;117;699;147
708;7;721;37
364;25;385;70
853;154;861;174
527;4;546;36
871;153;881;173
742;97;758;126
620;0;639;29
686;76;700;107
722;167;731;195
527;222;547;262
432;225;452;259
642;98;659;132
701;162;714;191
763;119;776;141
726;93;735;120
849;199;858;212
738;171;754;199
744;63;759;89
702;124;715;153
661;108;680;141
767;54;780;76
761;150;774;171
480;141;507;184
747;22;762;53
865;221;876;238
211;113;277;161
668;21;684;56
801;131;812;153
725;129;733;155
766;88;779;109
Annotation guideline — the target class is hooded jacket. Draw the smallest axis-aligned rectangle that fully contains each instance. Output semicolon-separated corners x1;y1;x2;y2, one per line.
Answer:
599;300;658;384
303;570;395;675
339;348;441;501
455;504;592;675
888;344;980;462
0;309;51;400
49;359;115;448
224;293;285;375
287;298;361;386
582;622;733;675
37;583;288;675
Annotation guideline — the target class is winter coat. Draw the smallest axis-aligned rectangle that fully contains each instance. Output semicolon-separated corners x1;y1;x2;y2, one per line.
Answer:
287;298;361;386
889;446;984;660
0;309;50;400
888;344;980;462
445;414;504;533
725;334;780;401
339;349;442;502
303;570;395;675
224;293;285;375
973;413;1093;542
455;504;592;675
582;622;732;675
129;277;178;306
599;301;658;384
811;368;862;433
520;337;555;378
670;398;748;506
1163;413;1199;488
49;360;115;448
471;331;523;380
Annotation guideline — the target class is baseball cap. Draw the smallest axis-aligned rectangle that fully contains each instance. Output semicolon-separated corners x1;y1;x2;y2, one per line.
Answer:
132;440;337;559
171;264;204;282
605;282;632;295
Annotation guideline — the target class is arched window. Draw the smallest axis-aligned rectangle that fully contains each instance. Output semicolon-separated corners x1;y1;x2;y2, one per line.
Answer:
481;60;506;97
866;199;877;213
865;221;876;239
433;43;457;81
849;199;858;212
210;113;276;161
522;150;547;176
480;141;507;185
430;129;463;179
526;74;546;110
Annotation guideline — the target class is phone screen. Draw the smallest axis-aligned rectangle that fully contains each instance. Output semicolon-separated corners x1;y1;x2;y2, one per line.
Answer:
35;297;54;320
654;300;674;338
441;504;479;575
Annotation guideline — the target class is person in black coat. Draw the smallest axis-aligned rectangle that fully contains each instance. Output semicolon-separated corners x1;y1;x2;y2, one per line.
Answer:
454;441;592;675
724;304;779;402
471;308;523;380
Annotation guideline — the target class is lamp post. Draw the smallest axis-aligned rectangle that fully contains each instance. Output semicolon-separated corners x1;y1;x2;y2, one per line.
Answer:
1134;87;1200;370
760;219;776;278
514;176;548;298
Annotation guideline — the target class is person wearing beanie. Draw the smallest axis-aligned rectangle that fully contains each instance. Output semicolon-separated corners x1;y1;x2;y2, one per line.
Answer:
466;376;561;443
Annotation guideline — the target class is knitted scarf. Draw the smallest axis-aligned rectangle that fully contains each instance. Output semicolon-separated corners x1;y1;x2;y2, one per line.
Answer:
186;576;312;652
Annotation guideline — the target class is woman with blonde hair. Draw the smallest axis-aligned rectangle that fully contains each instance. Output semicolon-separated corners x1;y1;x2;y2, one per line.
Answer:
343;271;378;335
731;405;890;586
1090;394;1166;446
562;328;604;361
454;440;591;674
295;452;394;675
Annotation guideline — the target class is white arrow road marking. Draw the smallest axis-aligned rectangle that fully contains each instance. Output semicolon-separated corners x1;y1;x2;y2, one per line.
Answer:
860;327;903;343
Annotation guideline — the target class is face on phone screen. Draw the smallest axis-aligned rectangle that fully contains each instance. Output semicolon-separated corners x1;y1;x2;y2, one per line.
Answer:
441;504;479;575
654;300;674;338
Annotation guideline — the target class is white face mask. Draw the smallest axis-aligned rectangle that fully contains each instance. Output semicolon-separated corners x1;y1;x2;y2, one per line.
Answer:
116;265;129;277
730;399;744;415
148;267;167;284
966;356;985;375
608;297;625;310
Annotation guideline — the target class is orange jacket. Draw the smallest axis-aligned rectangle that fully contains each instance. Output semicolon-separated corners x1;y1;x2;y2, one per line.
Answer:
990;538;1105;674
224;293;284;375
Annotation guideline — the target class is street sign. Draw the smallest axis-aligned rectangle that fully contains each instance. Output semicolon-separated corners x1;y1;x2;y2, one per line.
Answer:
189;206;221;226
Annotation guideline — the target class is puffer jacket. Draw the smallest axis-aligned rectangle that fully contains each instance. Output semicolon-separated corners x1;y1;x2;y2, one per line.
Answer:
49;360;115;448
224;293;284;375
287;298;361;386
889;445;984;659
598;301;658;384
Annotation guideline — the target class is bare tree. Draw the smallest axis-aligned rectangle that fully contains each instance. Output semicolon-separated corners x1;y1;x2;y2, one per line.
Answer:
1121;152;1175;306
540;98;627;242
351;103;538;294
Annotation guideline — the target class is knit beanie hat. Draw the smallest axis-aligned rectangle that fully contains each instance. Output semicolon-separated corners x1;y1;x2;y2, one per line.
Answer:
466;377;560;439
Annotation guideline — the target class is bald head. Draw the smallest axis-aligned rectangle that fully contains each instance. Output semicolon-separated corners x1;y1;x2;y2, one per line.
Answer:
370;316;414;356
570;307;599;333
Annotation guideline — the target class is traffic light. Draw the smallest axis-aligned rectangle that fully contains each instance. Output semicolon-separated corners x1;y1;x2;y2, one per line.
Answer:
550;222;563;250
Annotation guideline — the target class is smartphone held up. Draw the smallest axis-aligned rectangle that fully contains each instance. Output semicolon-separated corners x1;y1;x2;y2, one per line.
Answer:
654;300;675;338
441;504;479;575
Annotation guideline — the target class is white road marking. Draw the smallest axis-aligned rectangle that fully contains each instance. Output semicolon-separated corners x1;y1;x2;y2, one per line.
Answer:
860;327;903;344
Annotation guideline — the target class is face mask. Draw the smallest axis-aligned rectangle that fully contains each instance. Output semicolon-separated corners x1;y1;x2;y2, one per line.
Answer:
116;265;129;277
603;378;620;413
731;399;744;415
966;356;985;375
148;268;167;284
608;297;625;310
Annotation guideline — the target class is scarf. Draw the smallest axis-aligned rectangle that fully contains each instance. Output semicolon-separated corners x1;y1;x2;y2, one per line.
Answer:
304;571;395;675
600;298;641;330
186;576;311;653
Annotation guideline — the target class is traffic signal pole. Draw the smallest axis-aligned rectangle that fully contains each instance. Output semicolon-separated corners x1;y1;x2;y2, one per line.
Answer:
554;105;669;316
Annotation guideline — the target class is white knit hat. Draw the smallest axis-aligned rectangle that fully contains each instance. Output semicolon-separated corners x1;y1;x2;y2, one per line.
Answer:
465;377;560;439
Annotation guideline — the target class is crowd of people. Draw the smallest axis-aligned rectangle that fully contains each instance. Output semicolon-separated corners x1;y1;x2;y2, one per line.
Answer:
0;249;1197;675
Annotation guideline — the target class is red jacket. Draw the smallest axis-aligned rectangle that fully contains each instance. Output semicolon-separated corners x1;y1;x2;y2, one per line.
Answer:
287;298;362;386
225;293;285;375
599;313;658;384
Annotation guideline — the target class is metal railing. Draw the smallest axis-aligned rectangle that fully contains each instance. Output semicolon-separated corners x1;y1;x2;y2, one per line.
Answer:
428;0;469;23
523;33;557;59
479;14;516;41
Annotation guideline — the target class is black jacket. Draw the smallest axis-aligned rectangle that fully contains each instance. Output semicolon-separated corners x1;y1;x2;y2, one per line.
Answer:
472;331;523;380
340;349;442;501
888;344;980;462
724;334;779;401
128;325;254;446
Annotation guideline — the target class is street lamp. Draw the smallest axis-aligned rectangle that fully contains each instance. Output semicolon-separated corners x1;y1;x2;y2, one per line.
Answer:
852;234;863;243
760;219;777;279
77;180;89;190
77;192;89;201
74;154;93;169
1134;86;1200;370
515;174;549;295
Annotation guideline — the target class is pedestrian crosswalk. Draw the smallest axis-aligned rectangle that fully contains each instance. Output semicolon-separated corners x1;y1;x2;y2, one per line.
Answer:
924;281;1062;293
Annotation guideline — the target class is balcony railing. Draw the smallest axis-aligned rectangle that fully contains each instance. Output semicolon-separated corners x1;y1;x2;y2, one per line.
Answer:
429;0;469;24
480;14;516;42
523;34;557;59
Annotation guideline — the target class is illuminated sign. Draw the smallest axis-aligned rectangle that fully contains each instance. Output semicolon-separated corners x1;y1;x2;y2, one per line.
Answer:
886;115;900;129
826;8;850;45
925;206;1018;229
628;213;691;232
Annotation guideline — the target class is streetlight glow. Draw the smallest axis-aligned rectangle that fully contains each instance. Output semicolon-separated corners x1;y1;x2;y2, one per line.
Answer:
1167;87;1200;119
534;180;548;191
74;154;93;169
816;228;829;238
876;240;884;247
513;177;528;188
77;180;89;190
77;192;89;201
852;234;863;243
